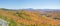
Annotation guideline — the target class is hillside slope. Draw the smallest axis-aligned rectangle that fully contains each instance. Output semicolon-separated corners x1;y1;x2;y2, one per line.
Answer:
0;9;60;26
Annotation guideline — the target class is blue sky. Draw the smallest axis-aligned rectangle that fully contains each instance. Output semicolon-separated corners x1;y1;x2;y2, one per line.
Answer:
0;0;60;9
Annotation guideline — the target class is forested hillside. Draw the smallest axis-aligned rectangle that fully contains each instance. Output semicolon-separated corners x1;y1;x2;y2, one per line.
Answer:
0;9;60;26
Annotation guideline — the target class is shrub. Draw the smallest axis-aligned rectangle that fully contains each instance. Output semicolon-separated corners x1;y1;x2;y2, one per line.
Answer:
53;17;60;20
20;23;28;26
0;15;2;18
9;19;17;26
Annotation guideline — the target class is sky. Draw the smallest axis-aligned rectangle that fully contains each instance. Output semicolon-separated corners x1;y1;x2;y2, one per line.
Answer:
0;0;60;9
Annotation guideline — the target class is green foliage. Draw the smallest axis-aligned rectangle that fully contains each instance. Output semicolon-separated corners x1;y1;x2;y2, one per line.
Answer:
16;12;24;18
31;24;38;26
20;23;29;26
53;17;60;20
3;17;7;21
0;15;2;18
22;14;32;20
16;11;32;20
9;19;17;26
0;24;2;26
